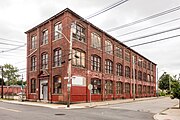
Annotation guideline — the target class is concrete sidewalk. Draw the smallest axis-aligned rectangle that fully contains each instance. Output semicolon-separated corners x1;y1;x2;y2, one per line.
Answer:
154;105;180;120
0;97;160;109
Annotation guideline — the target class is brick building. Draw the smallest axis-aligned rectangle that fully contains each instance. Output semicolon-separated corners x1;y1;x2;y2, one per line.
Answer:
25;8;156;103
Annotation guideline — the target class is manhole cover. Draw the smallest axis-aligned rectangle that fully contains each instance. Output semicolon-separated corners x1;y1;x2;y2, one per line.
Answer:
54;113;66;116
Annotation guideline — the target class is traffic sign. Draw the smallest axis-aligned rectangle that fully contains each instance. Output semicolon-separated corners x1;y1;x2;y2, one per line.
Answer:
88;84;93;90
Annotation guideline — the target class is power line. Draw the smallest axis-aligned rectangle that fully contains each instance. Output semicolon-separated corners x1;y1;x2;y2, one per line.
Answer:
0;37;25;44
0;42;25;46
85;0;128;19
130;35;180;47
122;26;180;43
116;17;180;37
107;5;180;32
0;44;26;53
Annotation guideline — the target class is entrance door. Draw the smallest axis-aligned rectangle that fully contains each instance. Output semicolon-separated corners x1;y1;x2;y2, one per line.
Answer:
40;80;48;100
43;85;48;100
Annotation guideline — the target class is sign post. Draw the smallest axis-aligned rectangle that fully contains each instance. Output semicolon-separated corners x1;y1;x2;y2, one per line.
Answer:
88;84;93;107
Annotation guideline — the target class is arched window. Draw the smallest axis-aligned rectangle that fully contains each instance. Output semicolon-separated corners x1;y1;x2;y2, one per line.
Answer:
125;66;130;78
31;55;37;71
138;71;142;80
105;59;113;74
116;81;123;94
42;29;48;45
105;80;113;94
54;22;62;40
31;35;37;49
53;76;62;94
91;32;101;49
41;52;48;69
72;49;85;67
105;40;113;54
53;48;62;67
91;55;101;72
31;78;36;93
91;79;101;94
72;23;85;42
116;63;123;76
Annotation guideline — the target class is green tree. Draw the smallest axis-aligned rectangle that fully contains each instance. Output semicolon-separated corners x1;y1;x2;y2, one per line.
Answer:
170;80;180;109
2;64;20;85
158;72;173;92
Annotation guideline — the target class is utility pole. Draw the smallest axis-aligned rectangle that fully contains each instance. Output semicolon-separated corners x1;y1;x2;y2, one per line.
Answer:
132;56;135;100
21;74;24;101
67;22;75;108
1;66;4;99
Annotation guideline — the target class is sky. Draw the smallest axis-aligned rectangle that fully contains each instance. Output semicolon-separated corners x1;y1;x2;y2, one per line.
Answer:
0;0;180;80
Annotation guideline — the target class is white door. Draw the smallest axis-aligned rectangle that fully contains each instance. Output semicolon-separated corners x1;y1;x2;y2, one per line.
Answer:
43;85;48;100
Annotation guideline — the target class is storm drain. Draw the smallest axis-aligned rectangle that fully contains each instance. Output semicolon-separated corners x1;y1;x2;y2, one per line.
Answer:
54;113;66;116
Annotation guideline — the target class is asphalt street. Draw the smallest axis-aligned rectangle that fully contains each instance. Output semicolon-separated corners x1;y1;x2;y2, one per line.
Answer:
0;97;177;120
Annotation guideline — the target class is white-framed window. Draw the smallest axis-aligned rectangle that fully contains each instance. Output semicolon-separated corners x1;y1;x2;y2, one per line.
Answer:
54;22;62;40
91;32;101;49
31;35;37;49
105;40;113;54
72;49;85;67
42;30;48;45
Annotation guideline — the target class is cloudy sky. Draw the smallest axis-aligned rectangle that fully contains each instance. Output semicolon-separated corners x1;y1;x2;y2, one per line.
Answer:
0;0;180;80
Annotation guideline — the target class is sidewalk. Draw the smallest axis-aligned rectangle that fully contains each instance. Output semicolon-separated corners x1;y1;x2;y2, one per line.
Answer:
0;97;160;109
154;105;180;120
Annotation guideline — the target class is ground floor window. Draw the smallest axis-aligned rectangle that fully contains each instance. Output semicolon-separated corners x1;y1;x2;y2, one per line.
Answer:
151;86;154;94
138;85;142;95
116;81;123;94
53;76;62;94
143;86;146;94
147;86;150;94
125;83;130;94
91;79;101;94
31;79;36;93
105;80;113;94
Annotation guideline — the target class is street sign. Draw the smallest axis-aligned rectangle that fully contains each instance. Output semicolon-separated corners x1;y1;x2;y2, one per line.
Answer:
88;84;93;90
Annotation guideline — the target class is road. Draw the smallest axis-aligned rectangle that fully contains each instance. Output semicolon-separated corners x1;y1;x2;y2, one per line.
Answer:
0;97;178;120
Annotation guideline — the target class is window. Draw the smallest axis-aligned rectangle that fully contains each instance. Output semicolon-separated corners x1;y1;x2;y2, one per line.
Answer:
105;60;113;74
147;74;150;82
91;33;101;49
125;66;130;78
54;22;62;40
91;55;101;72
138;71;142;80
143;61;147;68
53;48;62;67
116;81;123;94
147;86;150;94
138;85;142;95
138;59;143;67
125;83;130;94
72;24;85;42
143;86;146;94
143;72;147;81
53;76;62;94
115;47;123;58
42;30;48;45
147;62;150;70
105;40;113;54
72;49;85;67
116;63;123;76
31;35;37;49
31;56;37;71
151;75;154;82
125;50;130;62
31;79;36;93
105;80;113;94
132;69;137;79
91;79;101;94
41;53;48;69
